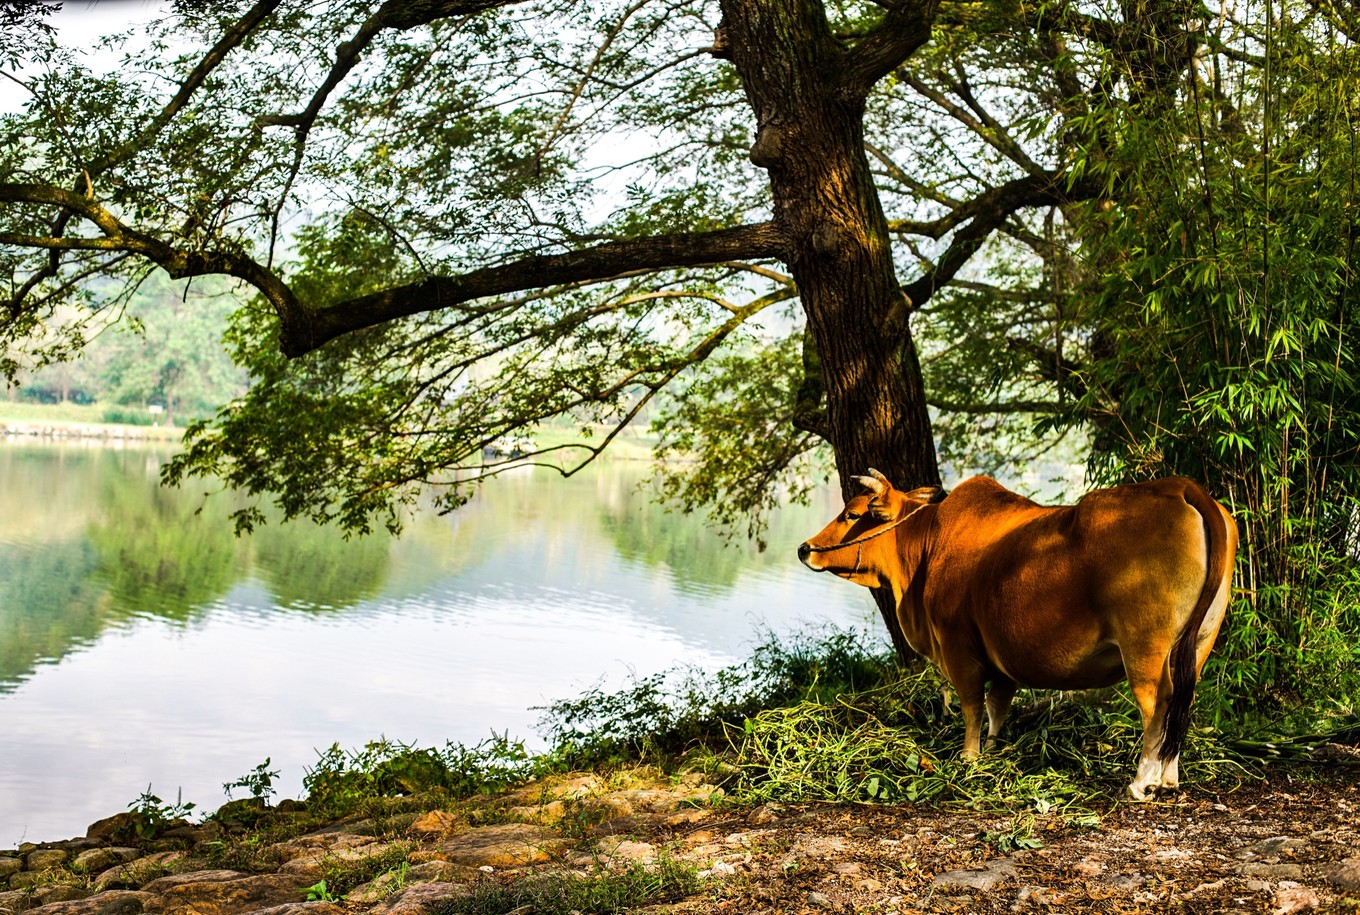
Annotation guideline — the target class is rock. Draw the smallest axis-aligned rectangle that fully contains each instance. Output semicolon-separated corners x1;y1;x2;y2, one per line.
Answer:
1071;858;1104;878
42;845;97;856
1254;837;1311;856
1239;863;1306;881
1320;857;1360;890
239;904;343;915
93;852;187;892
141;874;309;915
789;837;851;859
32;889;87;906
367;883;468;915
71;851;139;876
747;805;782;825
211;800;266;830
25;851;69;872
579;797;634;823
405;862;461;883
1271;882;1320;914
1014;886;1063;909
273;837;394;875
847;826;873;837
433;825;568;868
831;862;860;876
0;889;28;914
662;809;709;827
87;817;136;842
807;891;833;908
157;825;214;845
505;802;565;826
21;891;153;915
9;874;48;890
596;839;655;866
587;816;642;839
0;861;20;881
612;789;695;814
91;896;145;915
408;812;458;838
139;872;245;895
930;859;1018;893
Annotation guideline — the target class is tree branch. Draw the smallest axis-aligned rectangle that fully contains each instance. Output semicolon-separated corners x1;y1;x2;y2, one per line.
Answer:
0;183;304;326
842;0;942;96
1007;335;1087;400
281;222;789;356
899;171;1077;310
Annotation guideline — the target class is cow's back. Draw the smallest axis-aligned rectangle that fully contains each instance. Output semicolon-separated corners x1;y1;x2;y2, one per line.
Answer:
918;477;1212;689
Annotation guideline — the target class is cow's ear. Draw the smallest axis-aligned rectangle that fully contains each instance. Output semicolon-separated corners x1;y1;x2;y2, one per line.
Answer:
869;498;896;522
905;485;947;504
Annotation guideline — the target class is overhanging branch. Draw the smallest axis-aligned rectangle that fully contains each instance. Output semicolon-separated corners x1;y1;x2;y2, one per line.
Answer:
280;222;789;356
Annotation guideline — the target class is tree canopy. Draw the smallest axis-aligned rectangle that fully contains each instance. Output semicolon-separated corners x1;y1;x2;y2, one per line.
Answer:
2;0;1359;691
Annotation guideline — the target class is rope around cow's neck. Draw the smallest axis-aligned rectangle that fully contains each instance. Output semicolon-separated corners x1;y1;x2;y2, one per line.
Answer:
803;501;931;554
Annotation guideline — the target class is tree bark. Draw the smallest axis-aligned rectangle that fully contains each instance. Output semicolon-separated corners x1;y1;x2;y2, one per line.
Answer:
720;0;941;663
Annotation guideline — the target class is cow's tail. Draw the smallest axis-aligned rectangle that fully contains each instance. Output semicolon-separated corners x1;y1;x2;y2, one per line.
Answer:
1159;481;1234;762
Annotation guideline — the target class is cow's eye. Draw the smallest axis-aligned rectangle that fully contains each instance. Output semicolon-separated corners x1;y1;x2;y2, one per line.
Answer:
845;511;862;522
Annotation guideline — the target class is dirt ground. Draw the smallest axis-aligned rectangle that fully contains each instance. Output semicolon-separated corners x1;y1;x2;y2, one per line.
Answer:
616;768;1360;914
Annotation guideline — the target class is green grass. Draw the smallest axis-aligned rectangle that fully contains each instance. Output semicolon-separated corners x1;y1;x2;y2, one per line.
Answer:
0;401;111;423
0;400;183;437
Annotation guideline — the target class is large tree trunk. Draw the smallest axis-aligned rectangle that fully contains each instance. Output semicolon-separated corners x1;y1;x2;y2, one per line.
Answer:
721;0;941;663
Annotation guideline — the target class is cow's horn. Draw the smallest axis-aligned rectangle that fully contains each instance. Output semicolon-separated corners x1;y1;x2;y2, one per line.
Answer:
854;472;887;496
868;467;893;488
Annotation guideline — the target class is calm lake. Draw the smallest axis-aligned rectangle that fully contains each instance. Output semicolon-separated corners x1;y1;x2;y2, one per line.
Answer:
0;441;875;845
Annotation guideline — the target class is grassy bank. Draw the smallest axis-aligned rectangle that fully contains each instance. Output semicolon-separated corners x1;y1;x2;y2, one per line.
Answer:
137;628;1358;844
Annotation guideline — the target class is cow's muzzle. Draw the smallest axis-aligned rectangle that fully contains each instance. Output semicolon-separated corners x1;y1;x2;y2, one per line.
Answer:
797;542;820;570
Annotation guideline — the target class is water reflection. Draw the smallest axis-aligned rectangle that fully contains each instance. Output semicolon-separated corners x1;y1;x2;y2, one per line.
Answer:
0;442;874;845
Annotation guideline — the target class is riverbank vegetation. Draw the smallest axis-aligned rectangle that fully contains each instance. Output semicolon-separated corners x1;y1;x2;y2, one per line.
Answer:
5;627;1354;911
118;628;1358;848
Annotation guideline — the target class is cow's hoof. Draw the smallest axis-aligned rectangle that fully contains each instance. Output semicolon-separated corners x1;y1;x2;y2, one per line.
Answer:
1127;781;1179;802
1126;782;1155;802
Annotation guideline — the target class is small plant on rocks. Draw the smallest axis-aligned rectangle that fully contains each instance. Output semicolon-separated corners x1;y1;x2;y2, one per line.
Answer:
124;786;196;841
224;758;280;804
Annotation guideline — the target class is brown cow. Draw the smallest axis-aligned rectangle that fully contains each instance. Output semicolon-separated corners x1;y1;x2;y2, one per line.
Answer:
798;471;1237;799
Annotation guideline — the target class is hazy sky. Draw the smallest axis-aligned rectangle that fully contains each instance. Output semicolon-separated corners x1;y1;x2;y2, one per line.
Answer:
1;0;168;112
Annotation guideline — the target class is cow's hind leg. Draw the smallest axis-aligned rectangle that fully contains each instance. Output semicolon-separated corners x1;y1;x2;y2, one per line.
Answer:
1125;653;1175;801
985;677;1016;750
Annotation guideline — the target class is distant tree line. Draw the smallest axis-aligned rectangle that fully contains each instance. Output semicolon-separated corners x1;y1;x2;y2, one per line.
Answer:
8;271;247;425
